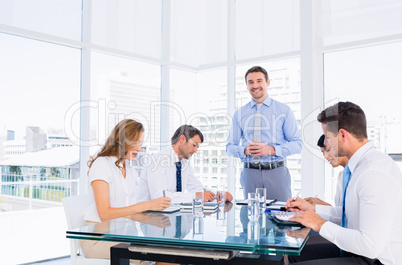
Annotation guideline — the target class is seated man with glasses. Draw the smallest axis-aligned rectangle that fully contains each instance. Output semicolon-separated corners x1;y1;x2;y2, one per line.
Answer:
137;124;233;205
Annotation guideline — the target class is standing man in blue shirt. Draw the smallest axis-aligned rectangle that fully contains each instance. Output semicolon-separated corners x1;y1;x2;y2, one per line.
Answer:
226;66;302;201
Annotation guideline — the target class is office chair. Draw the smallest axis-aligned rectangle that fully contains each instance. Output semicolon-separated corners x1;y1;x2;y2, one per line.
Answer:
62;194;109;265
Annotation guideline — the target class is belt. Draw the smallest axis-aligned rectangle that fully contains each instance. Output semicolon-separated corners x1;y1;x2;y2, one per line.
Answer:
244;160;285;170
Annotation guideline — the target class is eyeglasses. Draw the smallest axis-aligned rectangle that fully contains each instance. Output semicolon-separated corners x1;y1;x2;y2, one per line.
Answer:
188;139;200;148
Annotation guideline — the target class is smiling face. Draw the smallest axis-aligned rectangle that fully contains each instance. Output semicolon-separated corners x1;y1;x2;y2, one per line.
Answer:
320;145;344;168
124;133;144;161
246;72;269;103
178;135;201;160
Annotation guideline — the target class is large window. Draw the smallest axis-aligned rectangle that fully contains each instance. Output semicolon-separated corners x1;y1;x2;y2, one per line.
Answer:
323;41;402;203
90;52;161;154
91;0;162;58
170;68;229;191
236;0;300;60
0;0;82;40
170;0;227;67
0;33;80;264
322;0;402;46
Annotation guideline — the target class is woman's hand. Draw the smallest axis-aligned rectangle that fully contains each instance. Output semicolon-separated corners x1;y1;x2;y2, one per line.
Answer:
148;197;171;211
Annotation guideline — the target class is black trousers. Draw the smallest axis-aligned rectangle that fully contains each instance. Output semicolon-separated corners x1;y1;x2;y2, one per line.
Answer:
289;243;383;265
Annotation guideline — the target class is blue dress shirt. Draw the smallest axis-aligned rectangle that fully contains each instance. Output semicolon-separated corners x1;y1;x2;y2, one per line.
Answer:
226;96;302;163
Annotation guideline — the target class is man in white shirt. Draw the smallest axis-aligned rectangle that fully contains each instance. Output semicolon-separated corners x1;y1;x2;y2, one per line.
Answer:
137;125;233;204
286;102;402;265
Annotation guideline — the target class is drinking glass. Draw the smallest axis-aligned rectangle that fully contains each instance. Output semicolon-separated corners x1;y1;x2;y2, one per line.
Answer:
192;191;204;217
216;190;225;205
192;216;204;240
247;192;260;221
256;188;267;213
247;221;260;244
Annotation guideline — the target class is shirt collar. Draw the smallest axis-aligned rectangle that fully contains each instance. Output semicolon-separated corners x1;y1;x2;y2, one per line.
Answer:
169;145;187;164
347;141;374;174
110;156;125;168
250;95;272;109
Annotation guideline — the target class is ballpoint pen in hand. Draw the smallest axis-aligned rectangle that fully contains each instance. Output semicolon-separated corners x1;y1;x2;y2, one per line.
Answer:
163;190;166;197
291;190;301;202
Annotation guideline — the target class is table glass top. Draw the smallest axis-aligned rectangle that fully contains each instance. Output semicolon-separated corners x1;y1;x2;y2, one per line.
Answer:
67;204;309;255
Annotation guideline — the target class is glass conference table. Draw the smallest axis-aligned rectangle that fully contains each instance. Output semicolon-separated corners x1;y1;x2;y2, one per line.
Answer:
67;204;310;264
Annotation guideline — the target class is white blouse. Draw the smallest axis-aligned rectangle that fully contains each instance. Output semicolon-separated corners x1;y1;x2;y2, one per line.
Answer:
84;156;138;222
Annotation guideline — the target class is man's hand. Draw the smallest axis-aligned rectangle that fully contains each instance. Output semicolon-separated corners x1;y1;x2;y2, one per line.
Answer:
225;192;233;202
246;141;275;157
203;190;215;202
289;210;326;232
286;197;316;212
305;197;331;206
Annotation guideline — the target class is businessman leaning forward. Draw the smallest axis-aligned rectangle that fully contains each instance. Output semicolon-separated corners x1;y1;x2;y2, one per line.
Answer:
286;101;402;265
226;66;302;201
137;124;233;205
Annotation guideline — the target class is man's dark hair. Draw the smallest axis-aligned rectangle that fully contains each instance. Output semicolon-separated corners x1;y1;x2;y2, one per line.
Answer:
171;125;204;145
317;101;367;140
244;66;269;83
317;134;325;148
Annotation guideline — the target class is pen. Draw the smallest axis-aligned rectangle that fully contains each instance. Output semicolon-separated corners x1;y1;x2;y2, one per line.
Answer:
163;190;166;197
291;190;301;202
267;199;277;206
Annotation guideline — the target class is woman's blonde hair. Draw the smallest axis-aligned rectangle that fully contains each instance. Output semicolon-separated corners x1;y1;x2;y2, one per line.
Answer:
87;119;144;173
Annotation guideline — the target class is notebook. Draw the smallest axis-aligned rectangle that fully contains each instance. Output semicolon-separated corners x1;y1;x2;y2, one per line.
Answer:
180;202;218;212
271;211;299;225
236;199;280;206
145;206;181;214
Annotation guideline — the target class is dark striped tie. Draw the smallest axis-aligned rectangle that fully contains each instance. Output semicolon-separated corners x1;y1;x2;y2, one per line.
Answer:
176;161;182;192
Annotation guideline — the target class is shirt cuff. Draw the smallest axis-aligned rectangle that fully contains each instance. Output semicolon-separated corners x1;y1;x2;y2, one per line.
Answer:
316;204;333;220
239;146;247;159
273;145;282;157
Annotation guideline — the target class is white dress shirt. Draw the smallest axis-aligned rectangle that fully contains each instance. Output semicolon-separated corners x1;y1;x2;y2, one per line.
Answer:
136;146;204;204
317;141;402;265
84;156;138;222
333;170;343;207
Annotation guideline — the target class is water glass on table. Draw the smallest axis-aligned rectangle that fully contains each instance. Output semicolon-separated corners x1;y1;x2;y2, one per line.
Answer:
247;192;260;221
216;190;226;205
192;216;204;240
247;221;260;244
192;191;204;217
256;188;267;213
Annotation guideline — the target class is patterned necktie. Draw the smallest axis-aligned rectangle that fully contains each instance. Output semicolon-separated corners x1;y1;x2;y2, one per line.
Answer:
252;103;263;163
341;164;351;227
176;161;182;192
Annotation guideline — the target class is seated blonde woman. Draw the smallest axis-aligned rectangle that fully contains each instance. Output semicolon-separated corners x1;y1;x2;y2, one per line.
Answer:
82;118;176;265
